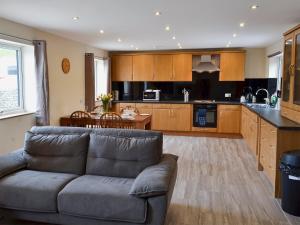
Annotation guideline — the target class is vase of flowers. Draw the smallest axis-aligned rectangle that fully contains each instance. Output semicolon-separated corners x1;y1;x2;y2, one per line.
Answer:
97;93;113;113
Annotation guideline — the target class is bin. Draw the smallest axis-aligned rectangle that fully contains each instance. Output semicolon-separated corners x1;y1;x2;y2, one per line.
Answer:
280;150;300;216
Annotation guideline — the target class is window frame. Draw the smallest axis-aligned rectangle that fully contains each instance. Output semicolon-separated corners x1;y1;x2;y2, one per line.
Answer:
0;42;24;116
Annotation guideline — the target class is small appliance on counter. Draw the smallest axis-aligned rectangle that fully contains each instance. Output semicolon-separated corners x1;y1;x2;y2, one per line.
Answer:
182;88;190;102
143;89;160;101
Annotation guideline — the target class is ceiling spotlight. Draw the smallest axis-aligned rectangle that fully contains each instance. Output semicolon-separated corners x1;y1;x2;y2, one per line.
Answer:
239;22;245;27
117;38;122;42
233;33;237;38
177;43;181;47
72;16;79;21
135;47;139;50
155;11;162;16
165;26;170;31
99;30;104;34
251;5;259;10
172;36;176;40
130;44;134;48
179;46;182;49
226;44;230;48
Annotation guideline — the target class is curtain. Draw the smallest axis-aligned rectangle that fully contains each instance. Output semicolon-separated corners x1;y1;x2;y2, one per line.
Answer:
85;53;95;112
33;40;49;126
104;57;111;93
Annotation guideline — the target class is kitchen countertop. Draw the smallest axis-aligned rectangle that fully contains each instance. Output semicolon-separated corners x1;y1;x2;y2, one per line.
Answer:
112;100;300;130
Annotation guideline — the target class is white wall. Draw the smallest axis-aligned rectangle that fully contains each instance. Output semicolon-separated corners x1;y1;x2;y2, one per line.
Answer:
0;18;107;154
245;48;267;78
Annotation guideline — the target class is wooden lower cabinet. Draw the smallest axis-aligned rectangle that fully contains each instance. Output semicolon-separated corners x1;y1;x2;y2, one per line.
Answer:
152;104;191;131
217;105;241;134
241;106;259;156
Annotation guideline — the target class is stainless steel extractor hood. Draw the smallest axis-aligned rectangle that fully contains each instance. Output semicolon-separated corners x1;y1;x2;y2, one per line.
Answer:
192;55;220;73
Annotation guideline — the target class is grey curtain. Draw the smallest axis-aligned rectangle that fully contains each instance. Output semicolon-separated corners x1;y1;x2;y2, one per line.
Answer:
33;40;50;126
104;57;111;93
85;53;95;112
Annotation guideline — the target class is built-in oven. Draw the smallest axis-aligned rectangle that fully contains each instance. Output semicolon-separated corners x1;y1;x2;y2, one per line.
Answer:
193;104;217;128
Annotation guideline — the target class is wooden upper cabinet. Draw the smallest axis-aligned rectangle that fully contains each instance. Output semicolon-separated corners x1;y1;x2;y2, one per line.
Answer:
219;52;245;81
154;55;173;81
133;55;154;81
111;55;133;81
172;54;192;81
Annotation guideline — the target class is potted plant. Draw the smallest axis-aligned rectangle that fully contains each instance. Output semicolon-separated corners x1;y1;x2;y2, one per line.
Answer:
97;93;113;113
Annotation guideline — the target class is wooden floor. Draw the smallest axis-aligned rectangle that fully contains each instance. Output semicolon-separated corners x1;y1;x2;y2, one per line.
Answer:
1;135;300;225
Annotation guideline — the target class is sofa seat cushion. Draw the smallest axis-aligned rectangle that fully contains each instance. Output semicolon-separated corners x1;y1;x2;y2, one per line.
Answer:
0;170;77;213
58;175;147;223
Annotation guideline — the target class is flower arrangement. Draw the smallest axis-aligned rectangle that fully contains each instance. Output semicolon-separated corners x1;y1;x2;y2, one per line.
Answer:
97;93;113;112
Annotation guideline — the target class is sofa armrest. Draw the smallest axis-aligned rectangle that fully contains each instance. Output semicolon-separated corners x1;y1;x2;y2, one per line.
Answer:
129;153;178;198
0;149;26;179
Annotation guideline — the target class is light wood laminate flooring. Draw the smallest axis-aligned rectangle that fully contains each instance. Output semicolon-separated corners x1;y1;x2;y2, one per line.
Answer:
1;135;300;225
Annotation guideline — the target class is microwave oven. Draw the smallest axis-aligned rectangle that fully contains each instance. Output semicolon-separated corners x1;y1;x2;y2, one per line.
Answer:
143;90;160;101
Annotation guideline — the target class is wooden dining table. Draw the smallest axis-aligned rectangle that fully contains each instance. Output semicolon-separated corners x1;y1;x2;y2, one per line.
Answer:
60;114;152;130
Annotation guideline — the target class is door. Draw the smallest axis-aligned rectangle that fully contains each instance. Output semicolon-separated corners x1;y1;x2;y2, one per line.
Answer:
172;54;192;81
293;31;300;105
282;33;294;105
154;55;173;81
133;55;154;81
111;55;133;81
219;52;245;81
217;105;241;134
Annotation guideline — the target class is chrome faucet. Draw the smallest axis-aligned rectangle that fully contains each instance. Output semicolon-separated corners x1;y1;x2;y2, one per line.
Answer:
256;88;270;105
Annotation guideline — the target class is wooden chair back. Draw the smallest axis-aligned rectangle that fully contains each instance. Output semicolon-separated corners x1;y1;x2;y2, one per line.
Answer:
70;111;92;128
99;112;123;128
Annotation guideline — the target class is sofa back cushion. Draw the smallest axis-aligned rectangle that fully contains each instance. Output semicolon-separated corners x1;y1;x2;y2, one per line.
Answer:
24;130;89;175
86;129;163;178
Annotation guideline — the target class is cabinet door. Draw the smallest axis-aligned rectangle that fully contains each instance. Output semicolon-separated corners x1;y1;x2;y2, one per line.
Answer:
241;107;248;137
152;108;171;130
133;55;154;81
154;55;173;81
171;105;191;131
172;54;192;81
282;33;294;105
111;55;133;81
135;103;153;115
293;31;300;105
219;52;245;81
217;105;241;134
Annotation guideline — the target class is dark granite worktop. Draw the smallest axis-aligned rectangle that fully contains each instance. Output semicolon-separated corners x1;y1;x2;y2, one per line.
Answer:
112;100;300;130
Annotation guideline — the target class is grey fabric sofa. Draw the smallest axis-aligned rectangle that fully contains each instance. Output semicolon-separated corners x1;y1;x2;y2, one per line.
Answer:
0;126;178;225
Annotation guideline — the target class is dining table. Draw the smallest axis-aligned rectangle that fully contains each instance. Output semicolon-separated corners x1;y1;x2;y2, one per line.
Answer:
60;113;152;130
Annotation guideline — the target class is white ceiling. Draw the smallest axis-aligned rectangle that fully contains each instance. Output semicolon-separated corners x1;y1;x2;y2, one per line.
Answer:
0;0;300;51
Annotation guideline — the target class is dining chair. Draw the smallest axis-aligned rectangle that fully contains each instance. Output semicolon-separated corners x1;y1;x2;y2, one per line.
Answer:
70;111;92;128
99;112;124;128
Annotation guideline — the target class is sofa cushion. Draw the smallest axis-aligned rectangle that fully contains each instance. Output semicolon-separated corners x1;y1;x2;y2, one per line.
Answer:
24;131;89;175
30;126;92;135
86;129;162;178
58;175;147;223
0;170;77;213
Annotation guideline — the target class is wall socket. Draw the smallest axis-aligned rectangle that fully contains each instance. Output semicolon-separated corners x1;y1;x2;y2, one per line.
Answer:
225;93;231;98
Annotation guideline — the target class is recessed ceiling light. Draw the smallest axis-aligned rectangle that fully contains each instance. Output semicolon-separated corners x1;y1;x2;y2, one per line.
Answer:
72;16;79;21
226;44;230;48
239;22;245;27
165;26;170;31
177;43;181;47
135;47;139;50
251;5;259;10
117;38;122;42
179;46;182;49
99;30;104;34
233;33;237;38
130;44;134;48
155;11;162;16
172;36;176;40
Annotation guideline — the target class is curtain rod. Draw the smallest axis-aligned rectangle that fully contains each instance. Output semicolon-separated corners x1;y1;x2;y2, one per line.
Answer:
268;51;282;58
0;32;33;43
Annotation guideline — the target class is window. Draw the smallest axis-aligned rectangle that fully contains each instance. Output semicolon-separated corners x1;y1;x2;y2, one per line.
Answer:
0;43;23;115
268;53;283;91
94;58;108;98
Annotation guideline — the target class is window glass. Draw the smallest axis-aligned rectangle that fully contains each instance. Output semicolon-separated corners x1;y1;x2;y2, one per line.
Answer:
0;44;23;114
95;58;108;98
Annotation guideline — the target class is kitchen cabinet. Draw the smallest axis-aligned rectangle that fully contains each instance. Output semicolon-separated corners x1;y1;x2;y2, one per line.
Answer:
219;52;245;81
281;24;300;123
152;104;191;131
135;103;153;115
154;55;173;81
133;55;154;81
172;54;192;81
111;55;133;81
241;106;259;156
217;105;241;134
